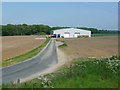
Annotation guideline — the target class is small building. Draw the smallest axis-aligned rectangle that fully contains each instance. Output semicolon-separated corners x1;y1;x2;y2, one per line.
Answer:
51;28;91;38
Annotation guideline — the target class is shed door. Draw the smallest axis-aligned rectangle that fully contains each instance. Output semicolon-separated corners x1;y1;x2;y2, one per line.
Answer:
74;32;80;38
64;32;70;38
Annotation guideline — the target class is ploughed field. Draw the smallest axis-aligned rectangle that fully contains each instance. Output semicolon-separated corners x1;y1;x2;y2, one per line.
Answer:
59;36;118;60
2;36;45;60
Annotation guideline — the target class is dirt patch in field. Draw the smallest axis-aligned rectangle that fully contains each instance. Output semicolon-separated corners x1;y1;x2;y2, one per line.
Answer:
2;36;45;60
58;36;118;60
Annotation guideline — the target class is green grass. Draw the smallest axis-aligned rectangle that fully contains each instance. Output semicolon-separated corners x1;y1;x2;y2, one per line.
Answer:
2;55;119;88
92;33;118;37
2;38;50;67
56;39;67;48
58;43;67;48
50;56;119;88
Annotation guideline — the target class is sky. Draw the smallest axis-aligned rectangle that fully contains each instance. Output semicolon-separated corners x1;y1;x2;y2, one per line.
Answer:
2;2;118;30
2;0;120;2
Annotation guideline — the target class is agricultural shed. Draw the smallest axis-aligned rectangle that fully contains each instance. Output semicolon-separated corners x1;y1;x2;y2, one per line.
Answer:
51;28;91;38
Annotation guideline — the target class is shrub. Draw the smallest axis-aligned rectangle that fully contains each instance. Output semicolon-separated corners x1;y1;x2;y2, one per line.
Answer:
78;35;89;38
58;43;67;48
61;36;64;38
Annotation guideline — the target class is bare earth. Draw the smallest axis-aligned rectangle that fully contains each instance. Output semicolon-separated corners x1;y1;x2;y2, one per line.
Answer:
58;36;118;61
2;36;45;60
1;36;118;82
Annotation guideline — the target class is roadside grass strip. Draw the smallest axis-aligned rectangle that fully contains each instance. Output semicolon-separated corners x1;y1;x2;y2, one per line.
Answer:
2;38;50;67
58;42;67;48
2;55;120;88
56;39;67;48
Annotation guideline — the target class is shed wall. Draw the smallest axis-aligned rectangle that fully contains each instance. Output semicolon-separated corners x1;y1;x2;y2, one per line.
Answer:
53;28;91;38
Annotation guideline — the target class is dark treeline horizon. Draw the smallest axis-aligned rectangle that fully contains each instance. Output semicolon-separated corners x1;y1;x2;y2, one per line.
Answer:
1;24;118;36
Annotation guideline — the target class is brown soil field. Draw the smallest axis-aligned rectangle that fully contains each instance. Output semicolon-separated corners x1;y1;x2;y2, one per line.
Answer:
59;36;118;60
2;36;45;60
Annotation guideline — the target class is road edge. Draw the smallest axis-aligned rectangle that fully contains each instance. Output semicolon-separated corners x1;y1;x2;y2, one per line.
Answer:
1;39;51;69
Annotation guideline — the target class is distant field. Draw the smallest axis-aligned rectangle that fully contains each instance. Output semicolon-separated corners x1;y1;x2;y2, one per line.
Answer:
92;33;118;37
2;36;45;60
59;36;118;60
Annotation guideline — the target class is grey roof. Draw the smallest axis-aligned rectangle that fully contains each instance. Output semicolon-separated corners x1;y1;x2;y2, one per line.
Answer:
53;28;91;32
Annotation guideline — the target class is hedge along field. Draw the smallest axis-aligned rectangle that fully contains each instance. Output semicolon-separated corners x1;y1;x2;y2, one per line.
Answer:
2;56;119;88
92;33;118;37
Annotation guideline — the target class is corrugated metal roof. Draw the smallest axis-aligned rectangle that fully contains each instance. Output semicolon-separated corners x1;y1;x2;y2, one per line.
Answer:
53;28;91;32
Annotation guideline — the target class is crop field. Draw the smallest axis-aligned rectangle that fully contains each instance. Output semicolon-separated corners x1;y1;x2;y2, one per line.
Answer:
2;36;45;60
58;36;118;60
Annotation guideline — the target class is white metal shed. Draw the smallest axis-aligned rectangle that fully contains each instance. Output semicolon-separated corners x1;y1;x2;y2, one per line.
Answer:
52;28;91;38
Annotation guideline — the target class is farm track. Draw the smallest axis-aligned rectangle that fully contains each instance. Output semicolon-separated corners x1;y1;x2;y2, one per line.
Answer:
1;36;118;84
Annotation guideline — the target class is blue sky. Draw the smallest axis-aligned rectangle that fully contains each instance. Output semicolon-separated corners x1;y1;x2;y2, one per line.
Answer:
2;2;118;30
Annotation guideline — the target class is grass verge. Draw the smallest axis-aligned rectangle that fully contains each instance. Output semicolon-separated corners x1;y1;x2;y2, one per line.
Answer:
58;43;67;48
2;55;119;88
56;39;67;48
2;38;50;67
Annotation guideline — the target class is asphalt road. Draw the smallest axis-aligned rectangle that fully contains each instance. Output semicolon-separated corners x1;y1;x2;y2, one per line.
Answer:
1;39;58;84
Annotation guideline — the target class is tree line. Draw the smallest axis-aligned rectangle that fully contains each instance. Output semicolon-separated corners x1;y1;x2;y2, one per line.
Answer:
78;27;118;34
1;24;118;36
